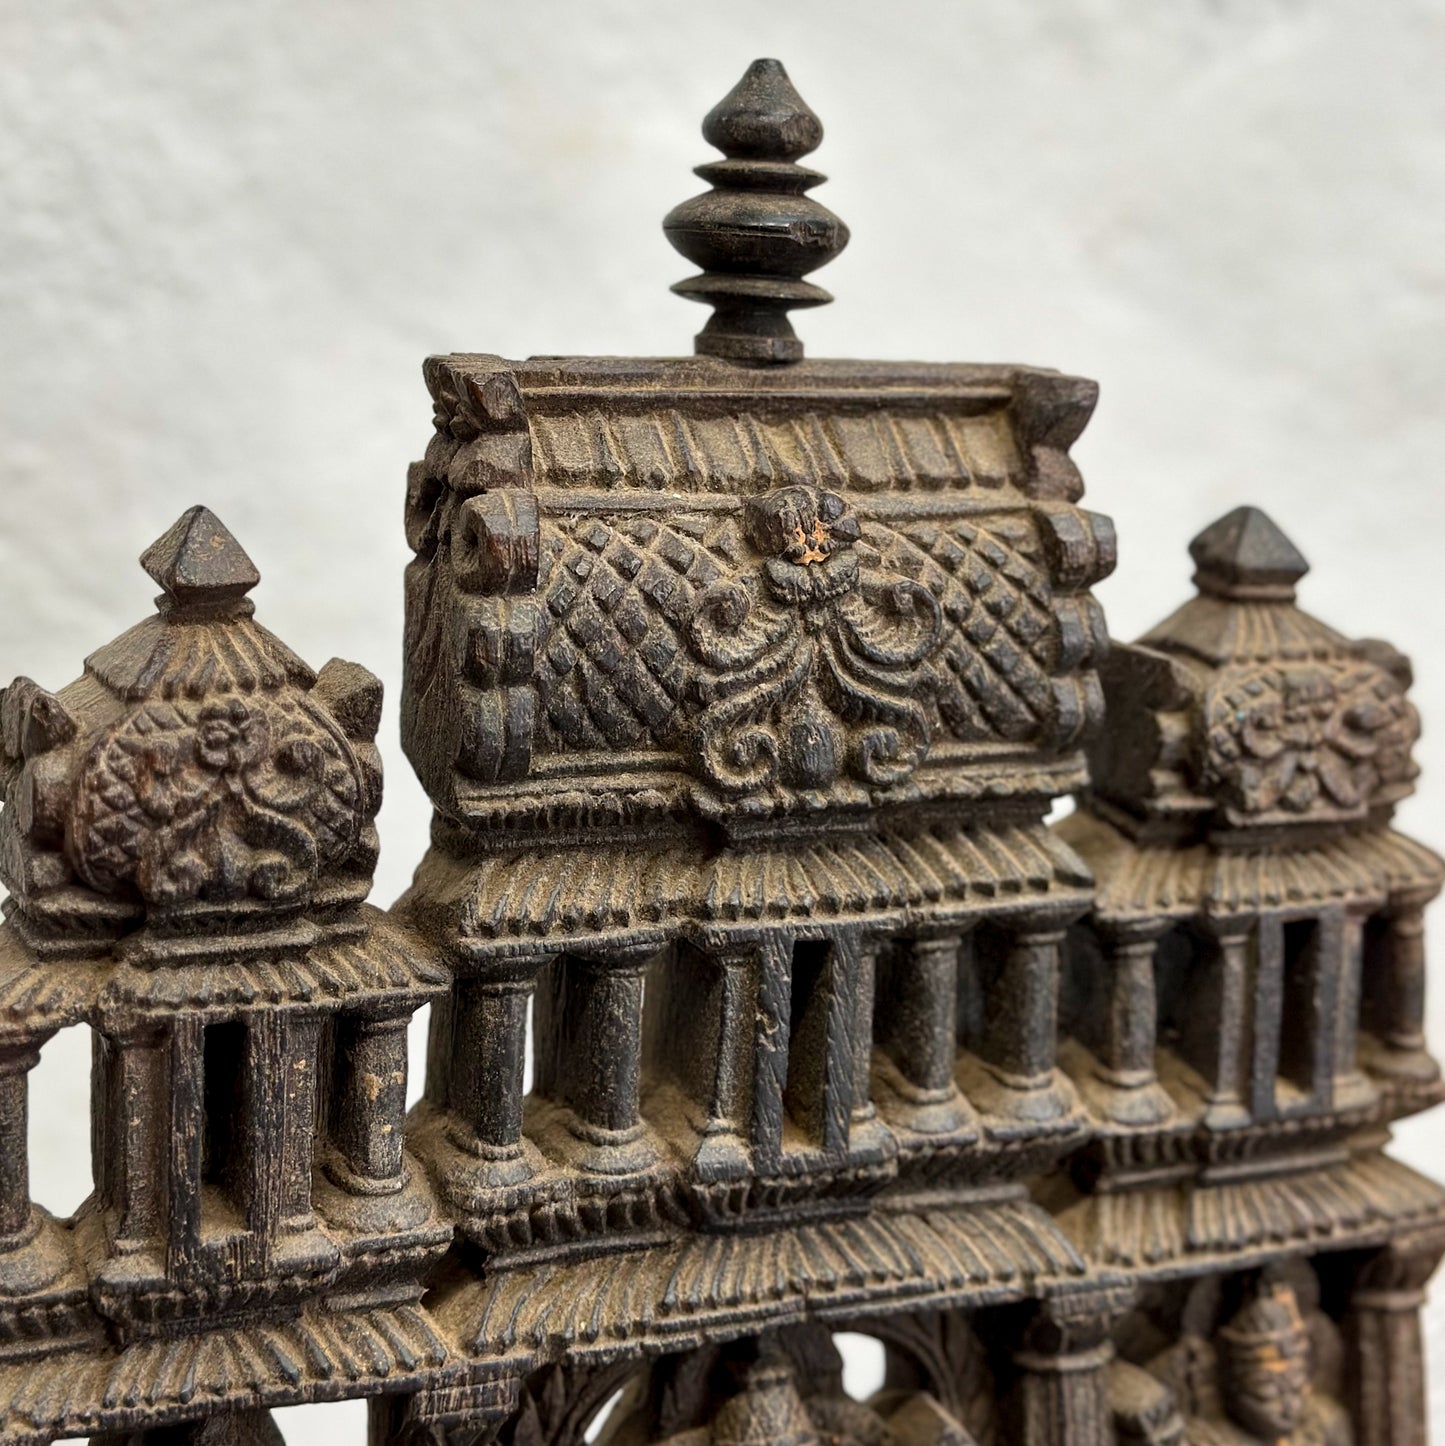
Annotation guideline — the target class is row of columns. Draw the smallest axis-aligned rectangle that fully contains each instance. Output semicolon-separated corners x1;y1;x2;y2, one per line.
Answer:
1084;899;1433;1132
433;914;1080;1195
0;1002;423;1306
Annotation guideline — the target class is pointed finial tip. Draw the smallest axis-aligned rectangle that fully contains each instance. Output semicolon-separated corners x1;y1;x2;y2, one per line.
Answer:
664;59;847;364
1190;505;1309;600
702;58;823;162
141;505;260;610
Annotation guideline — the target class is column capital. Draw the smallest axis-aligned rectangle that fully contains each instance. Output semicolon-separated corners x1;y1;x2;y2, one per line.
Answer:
1200;911;1256;941
0;1037;45;1074
1018;1280;1137;1358
1353;1230;1445;1305
1096;918;1173;949
571;943;660;972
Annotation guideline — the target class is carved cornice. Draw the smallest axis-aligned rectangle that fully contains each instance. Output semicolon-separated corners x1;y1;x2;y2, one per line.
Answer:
403;356;1113;828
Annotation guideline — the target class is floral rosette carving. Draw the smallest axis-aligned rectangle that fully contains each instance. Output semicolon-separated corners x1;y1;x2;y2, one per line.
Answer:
70;693;365;904
687;485;942;795
1200;661;1418;818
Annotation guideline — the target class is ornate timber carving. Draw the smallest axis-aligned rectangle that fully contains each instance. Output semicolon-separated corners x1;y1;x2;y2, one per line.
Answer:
0;51;1440;1446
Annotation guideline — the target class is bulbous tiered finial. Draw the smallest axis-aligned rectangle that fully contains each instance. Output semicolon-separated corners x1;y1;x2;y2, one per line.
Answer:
664;59;849;364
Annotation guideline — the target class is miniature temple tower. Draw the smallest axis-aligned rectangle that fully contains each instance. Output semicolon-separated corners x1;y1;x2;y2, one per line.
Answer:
1056;507;1445;1446
392;57;1120;1446
0;509;449;1435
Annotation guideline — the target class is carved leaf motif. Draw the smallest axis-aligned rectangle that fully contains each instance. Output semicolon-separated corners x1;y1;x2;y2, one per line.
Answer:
1200;661;1419;817
501;1361;640;1446
70;694;364;904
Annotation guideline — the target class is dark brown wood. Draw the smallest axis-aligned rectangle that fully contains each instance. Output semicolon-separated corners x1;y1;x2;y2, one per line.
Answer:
0;54;1437;1446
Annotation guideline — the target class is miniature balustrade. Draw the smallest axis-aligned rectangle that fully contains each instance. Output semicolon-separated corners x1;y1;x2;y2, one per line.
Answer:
429;912;1081;1203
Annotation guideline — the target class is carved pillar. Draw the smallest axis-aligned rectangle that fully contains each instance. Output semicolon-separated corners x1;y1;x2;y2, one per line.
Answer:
0;1041;39;1244
534;949;659;1175
250;1011;336;1276
165;1016;203;1281
852;937;879;1128
1368;901;1438;1082
323;1008;435;1234
1334;908;1378;1110
1187;918;1254;1130
0;1035;65;1302
1346;1237;1445;1446
445;962;544;1189
331;1013;411;1190
1091;925;1172;1126
874;935;968;1134
975;920;1072;1123
692;943;756;1178
95;1024;168;1259
1009;1284;1133;1446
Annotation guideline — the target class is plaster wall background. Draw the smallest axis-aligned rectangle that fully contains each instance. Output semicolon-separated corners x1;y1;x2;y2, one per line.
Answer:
2;1;1444;1439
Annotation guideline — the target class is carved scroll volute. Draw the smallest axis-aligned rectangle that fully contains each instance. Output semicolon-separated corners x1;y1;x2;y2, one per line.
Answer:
451;487;540;786
404;364;541;799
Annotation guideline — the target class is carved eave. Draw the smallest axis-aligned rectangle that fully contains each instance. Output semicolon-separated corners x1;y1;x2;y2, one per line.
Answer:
0;925;98;1045
0;1302;451;1444
402;814;1095;961
1057;809;1444;927
1053;1146;1445;1275
404;354;1114;832
95;907;449;1020
0;908;447;1042
431;1197;1091;1369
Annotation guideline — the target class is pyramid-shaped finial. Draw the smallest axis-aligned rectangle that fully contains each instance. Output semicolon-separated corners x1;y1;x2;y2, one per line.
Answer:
141;505;260;611
664;59;849;365
1189;505;1309;601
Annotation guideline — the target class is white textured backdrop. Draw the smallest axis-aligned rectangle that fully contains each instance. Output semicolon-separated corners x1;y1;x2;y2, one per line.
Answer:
3;1;1444;1440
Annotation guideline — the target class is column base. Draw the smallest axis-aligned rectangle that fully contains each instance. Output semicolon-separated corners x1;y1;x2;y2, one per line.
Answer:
693;1123;751;1181
872;1056;979;1140
0;1208;72;1297
961;1053;1078;1132
1361;1033;1440;1086
552;1112;661;1177
1084;1072;1176;1128
267;1225;342;1280
409;1101;545;1213
315;1158;438;1237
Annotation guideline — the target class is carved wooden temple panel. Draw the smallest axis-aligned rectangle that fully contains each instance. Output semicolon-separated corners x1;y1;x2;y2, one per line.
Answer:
0;55;1439;1446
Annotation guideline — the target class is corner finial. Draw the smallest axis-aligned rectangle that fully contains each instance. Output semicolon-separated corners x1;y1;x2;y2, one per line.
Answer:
141;505;260;613
663;59;849;365
1189;506;1309;601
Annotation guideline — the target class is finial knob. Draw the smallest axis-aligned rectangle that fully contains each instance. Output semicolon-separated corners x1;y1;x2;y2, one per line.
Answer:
1189;505;1309;601
664;59;849;365
141;505;260;614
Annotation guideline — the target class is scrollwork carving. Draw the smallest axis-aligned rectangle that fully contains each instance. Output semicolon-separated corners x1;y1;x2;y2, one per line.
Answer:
689;485;941;794
69;692;365;905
